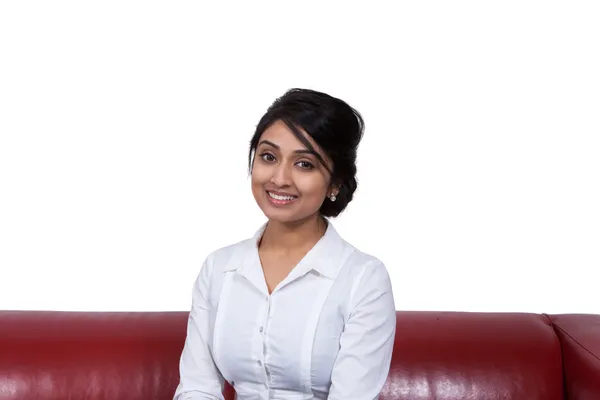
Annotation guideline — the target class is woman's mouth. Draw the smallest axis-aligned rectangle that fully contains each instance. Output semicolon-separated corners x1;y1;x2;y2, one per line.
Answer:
266;191;298;205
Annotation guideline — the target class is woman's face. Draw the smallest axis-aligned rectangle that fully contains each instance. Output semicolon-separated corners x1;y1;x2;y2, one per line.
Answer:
251;120;335;225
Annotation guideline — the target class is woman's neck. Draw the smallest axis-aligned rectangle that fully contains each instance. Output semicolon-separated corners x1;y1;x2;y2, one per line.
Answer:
259;214;327;253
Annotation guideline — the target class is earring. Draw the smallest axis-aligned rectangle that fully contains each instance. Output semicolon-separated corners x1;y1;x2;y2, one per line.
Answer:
329;193;337;202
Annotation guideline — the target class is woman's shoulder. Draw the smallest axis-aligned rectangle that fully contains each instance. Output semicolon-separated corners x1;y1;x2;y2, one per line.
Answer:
339;236;388;273
323;221;387;275
335;238;393;298
202;236;254;274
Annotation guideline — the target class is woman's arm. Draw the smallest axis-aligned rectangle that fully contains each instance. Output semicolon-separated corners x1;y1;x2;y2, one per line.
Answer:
327;260;397;400
174;257;225;400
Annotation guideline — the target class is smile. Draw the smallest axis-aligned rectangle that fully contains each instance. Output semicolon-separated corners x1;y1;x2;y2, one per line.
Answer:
267;191;298;204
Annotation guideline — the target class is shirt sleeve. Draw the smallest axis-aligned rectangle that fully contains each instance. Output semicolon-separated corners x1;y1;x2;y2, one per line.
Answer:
173;257;225;400
327;260;397;400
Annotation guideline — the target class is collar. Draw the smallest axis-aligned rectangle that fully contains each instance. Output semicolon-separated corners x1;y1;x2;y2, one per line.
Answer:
224;219;347;280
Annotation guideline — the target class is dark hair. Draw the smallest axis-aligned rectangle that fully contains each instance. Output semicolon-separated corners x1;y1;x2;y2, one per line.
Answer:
248;88;365;217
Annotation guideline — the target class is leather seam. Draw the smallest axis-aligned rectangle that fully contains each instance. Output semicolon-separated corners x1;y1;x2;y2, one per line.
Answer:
544;313;569;398
552;321;600;363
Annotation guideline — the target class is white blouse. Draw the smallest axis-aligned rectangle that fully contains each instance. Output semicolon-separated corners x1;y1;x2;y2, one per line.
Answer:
174;221;396;400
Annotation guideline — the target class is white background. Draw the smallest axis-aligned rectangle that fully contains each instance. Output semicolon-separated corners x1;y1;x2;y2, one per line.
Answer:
1;2;598;314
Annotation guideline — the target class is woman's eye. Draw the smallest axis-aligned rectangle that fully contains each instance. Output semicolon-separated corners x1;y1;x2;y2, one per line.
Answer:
260;153;275;162
297;161;314;169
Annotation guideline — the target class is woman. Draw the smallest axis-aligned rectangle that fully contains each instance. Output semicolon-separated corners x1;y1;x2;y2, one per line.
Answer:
174;88;396;400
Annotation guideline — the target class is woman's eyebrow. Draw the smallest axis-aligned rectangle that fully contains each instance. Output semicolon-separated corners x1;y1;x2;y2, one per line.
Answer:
258;140;318;156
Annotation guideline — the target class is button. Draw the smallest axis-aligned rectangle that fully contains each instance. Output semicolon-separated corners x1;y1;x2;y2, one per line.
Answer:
259;326;263;333
257;360;263;366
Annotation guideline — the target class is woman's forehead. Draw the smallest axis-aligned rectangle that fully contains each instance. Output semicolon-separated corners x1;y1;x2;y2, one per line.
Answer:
258;121;333;166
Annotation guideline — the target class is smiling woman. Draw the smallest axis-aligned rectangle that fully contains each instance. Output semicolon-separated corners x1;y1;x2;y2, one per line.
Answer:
174;88;396;400
248;88;363;220
250;120;335;224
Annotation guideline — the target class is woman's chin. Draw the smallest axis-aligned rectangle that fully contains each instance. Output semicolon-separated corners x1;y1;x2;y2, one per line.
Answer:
262;210;297;224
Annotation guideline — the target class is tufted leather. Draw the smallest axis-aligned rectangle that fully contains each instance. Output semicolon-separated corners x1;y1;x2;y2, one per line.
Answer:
1;310;598;400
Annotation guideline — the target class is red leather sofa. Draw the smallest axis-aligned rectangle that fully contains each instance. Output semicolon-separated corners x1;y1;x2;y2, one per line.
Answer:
1;310;598;399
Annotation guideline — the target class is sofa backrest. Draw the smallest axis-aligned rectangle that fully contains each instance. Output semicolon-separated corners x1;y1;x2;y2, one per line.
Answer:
549;314;600;398
0;311;185;400
380;311;563;399
1;310;598;399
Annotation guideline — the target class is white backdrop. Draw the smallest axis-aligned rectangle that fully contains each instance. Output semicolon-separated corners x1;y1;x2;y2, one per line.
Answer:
1;2;598;314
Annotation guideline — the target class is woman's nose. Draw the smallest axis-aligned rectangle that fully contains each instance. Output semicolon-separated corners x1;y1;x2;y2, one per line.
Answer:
270;163;292;186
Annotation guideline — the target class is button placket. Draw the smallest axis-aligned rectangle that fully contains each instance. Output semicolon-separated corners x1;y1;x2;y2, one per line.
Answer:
256;295;270;375
262;296;273;386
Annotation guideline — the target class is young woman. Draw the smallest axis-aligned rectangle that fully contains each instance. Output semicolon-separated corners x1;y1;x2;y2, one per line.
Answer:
174;88;396;400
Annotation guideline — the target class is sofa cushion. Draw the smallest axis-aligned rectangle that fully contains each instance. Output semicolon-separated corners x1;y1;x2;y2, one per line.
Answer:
0;311;186;400
380;311;564;400
0;310;571;400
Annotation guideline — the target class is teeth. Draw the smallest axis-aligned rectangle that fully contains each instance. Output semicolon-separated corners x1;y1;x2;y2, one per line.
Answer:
268;192;297;201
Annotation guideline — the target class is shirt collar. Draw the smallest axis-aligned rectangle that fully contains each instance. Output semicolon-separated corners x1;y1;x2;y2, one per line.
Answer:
295;220;346;279
224;219;346;280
